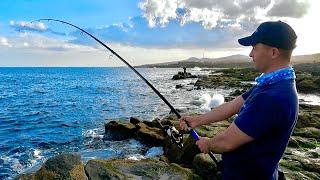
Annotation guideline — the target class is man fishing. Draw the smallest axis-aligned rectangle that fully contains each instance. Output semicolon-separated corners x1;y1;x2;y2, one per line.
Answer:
179;21;298;180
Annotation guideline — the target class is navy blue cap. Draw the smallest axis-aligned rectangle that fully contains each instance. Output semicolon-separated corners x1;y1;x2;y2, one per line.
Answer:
238;21;297;50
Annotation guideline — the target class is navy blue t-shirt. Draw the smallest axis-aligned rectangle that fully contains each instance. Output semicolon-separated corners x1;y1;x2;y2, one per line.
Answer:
222;79;298;180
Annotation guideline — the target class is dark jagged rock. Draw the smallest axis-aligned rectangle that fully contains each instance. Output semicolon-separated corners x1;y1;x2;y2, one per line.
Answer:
172;72;198;80
163;135;201;166
105;121;137;141
175;84;183;89
129;117;141;125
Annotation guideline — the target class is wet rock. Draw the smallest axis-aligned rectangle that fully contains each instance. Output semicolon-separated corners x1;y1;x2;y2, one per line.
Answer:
85;160;125;179
85;159;201;180
193;153;220;180
135;122;166;146
175;84;183;89
129;117;141;125
172;72;198;80
17;153;87;180
229;89;246;97
164;135;201;166
105;121;137;141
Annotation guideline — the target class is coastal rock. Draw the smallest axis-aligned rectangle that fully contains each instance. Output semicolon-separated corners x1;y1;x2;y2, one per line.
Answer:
163;135;201;166
129;117;141;125
193;153;220;180
85;159;201;180
175;84;183;89
172;72;198;80
288;136;318;149
280;152;320;179
135;122;166;146
105;121;137;141
296;104;320;129
293;127;320;140
296;75;320;93
17;153;87;180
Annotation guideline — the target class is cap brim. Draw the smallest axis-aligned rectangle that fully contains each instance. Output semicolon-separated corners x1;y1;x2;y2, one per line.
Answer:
238;35;258;46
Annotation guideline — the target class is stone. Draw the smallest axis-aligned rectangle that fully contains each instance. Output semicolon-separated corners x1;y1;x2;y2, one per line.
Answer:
17;153;87;180
105;121;137;141
288;136;318;149
129;117;141;125
135;122;166;146
193;153;220;180
85;159;201;180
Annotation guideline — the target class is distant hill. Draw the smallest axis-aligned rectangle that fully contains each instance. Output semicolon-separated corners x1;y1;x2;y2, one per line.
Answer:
137;53;320;68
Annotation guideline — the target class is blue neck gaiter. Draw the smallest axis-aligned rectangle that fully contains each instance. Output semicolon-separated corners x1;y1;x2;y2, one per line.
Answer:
255;66;296;86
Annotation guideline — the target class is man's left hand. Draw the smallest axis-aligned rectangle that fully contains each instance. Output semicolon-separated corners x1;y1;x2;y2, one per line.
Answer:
196;137;212;154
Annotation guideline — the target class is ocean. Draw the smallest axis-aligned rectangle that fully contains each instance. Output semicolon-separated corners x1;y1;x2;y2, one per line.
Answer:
0;67;229;179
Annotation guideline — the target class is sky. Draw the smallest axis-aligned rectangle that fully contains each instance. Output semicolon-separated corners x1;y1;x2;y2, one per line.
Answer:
0;0;319;67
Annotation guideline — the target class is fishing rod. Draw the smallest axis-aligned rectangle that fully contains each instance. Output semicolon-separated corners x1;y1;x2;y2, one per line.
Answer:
30;18;218;164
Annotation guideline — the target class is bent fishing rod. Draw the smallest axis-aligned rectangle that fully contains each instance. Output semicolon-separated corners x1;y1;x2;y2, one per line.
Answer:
30;19;218;164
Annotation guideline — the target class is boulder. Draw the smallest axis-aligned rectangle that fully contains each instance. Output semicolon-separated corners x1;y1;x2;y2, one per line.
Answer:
193;153;220;180
85;159;201;180
16;153;87;180
105;121;137;141
129;117;141;125
175;84;183;89
164;135;201;166
296;104;320;129
135;122;166;146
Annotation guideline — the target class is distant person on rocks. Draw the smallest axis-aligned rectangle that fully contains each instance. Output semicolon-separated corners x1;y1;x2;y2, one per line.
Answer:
183;66;187;75
180;21;298;180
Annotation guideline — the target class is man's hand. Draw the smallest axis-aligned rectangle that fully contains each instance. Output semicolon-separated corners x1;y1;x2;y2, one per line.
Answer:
196;137;212;154
179;116;201;132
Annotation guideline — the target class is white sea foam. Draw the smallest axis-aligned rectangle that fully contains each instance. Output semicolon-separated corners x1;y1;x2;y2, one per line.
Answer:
145;147;164;158
126;154;145;161
190;93;225;112
298;93;320;106
83;128;104;139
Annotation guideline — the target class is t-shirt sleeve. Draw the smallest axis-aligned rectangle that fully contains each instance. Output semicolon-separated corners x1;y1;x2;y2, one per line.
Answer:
241;87;255;101
234;93;280;139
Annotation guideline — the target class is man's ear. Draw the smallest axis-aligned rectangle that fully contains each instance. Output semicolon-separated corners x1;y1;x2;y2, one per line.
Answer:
271;47;280;59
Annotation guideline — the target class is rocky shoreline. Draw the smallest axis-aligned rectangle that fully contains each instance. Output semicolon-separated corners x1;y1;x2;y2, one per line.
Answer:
17;67;320;180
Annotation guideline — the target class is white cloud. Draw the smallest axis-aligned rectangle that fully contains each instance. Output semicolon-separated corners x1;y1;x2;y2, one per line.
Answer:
0;37;11;47
180;7;221;29
139;0;309;29
10;20;47;32
138;0;181;27
267;0;310;18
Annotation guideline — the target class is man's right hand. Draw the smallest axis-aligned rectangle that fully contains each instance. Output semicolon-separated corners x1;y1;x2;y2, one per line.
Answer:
179;116;201;132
